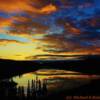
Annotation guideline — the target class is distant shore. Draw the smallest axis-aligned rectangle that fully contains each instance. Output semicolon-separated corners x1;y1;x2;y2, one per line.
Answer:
0;55;100;80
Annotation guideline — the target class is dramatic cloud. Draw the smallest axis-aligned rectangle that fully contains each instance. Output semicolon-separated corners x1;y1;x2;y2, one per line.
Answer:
0;0;57;14
0;0;100;60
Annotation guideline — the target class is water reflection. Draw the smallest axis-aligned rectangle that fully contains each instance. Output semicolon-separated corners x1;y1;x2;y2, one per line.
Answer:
12;69;100;93
1;69;100;99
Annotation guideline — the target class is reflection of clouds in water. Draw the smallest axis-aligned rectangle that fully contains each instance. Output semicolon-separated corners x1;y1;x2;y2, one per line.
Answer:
12;69;100;93
46;74;100;79
35;69;100;79
35;69;80;75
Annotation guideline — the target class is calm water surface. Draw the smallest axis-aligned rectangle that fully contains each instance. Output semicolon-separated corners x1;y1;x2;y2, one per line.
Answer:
11;69;100;94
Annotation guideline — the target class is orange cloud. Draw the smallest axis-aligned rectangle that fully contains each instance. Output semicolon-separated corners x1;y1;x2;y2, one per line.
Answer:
65;23;81;35
0;17;13;28
40;4;57;14
9;15;49;35
0;39;23;45
0;0;34;13
0;0;57;14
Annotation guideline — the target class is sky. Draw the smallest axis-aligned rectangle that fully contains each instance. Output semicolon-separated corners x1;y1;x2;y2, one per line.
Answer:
0;0;100;60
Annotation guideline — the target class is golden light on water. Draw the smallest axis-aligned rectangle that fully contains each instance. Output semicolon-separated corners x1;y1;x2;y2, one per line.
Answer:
13;69;100;88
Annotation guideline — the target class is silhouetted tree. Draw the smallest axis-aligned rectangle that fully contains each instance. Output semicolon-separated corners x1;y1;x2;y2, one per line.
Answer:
42;79;47;95
27;80;31;99
17;86;22;100
31;80;36;99
0;80;17;100
21;86;25;100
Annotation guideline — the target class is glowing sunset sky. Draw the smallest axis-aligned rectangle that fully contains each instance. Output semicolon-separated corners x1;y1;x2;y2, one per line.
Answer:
0;0;100;60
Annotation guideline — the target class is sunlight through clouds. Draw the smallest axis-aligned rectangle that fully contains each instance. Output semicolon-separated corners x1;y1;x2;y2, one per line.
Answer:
0;0;100;60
